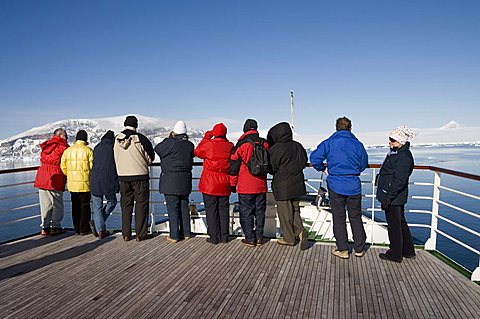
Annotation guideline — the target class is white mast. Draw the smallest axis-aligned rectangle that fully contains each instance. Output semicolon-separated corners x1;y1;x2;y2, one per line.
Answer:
290;90;295;131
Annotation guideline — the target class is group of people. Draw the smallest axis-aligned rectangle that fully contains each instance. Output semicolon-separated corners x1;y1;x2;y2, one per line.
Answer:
34;115;418;263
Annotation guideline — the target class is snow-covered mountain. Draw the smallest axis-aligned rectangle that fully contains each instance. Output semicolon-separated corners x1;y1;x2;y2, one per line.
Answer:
1;116;479;165
0;115;205;163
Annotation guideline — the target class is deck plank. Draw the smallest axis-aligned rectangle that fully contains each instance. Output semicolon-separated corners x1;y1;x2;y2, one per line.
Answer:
1;234;480;318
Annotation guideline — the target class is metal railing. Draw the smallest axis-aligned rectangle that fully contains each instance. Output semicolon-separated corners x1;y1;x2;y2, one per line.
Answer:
0;163;479;281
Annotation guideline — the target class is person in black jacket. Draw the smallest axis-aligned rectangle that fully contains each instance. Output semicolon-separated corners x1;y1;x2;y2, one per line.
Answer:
267;122;309;250
155;121;194;243
376;125;418;263
90;130;119;239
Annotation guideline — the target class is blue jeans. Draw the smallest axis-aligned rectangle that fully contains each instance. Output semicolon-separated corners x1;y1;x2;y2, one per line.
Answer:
92;193;117;232
165;194;191;240
238;193;266;241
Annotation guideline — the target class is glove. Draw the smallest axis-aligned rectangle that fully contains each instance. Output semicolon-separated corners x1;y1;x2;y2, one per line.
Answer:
204;130;214;139
381;201;391;211
230;186;237;193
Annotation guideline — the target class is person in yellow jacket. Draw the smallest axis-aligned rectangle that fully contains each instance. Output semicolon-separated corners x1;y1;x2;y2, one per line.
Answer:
61;130;94;235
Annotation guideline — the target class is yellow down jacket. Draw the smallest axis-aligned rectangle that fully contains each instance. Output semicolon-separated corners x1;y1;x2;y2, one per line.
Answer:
61;141;94;192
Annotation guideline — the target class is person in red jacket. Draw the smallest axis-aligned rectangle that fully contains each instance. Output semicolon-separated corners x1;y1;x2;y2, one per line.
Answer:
34;128;69;236
195;123;234;244
229;119;269;247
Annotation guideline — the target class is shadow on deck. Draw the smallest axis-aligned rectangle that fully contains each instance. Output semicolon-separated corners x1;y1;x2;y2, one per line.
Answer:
0;234;479;318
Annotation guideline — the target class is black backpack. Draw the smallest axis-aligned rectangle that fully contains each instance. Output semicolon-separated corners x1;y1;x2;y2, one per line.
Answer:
245;139;269;176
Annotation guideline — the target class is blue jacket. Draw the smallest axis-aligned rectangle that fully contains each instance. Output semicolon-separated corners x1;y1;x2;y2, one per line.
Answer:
154;134;194;196
310;130;368;196
90;137;119;196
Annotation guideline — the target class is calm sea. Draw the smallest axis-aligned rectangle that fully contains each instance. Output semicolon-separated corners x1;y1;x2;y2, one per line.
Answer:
1;145;479;271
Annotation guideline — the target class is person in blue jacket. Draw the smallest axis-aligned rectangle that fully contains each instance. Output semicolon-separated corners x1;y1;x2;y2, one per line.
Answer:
310;117;368;259
90;130;119;239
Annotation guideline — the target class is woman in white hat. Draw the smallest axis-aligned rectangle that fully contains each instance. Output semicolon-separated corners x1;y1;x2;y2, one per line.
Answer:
376;125;417;263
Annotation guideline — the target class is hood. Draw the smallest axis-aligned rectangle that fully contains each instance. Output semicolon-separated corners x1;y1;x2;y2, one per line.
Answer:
116;129;137;150
40;135;68;155
212;123;227;137
267;122;292;146
238;130;259;141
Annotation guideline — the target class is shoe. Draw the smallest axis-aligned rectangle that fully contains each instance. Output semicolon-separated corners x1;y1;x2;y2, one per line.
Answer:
166;236;178;243
277;238;295;246
379;253;402;263
256;238;264;246
206;238;218;245
50;228;66;236
404;254;416;259
98;231;111;239
183;236;192;240
41;228;50;236
331;248;349;259
221;239;229;244
123;235;131;242
136;234;154;242
241;239;256;247
355;250;366;257
299;230;308;251
89;220;98;237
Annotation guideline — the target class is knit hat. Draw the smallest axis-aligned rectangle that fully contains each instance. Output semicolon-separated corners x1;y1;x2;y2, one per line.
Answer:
75;130;88;142
124;115;138;129
212;123;227;137
101;130;115;141
173;120;187;134
243;119;258;132
389;125;418;145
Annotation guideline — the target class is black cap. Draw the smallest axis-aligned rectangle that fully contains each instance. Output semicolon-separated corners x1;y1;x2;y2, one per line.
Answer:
124;115;138;129
76;130;88;142
243;119;258;132
101;130;115;140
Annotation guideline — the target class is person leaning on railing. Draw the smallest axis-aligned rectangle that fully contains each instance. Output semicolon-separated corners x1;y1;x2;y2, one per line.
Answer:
376;126;418;263
34;128;69;236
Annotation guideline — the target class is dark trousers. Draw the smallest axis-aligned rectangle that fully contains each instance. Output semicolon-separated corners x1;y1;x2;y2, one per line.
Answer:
70;192;91;234
328;187;366;252
238;193;266;241
203;194;230;243
385;205;415;261
120;180;149;239
276;199;304;244
165;194;191;240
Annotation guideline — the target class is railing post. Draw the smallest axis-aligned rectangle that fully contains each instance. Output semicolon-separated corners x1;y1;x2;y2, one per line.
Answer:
370;168;376;244
149;166;155;234
425;172;441;251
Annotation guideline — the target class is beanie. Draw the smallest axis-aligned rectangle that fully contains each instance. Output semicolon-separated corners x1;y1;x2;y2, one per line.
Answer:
75;130;88;142
389;125;418;145
124;115;138;129
173;120;187;134
101;130;115;141
243;119;258;132
212;123;227;137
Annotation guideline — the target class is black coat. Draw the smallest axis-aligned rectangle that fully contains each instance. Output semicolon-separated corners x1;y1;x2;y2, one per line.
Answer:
154;134;194;196
90;138;119;196
376;142;414;206
267;122;307;201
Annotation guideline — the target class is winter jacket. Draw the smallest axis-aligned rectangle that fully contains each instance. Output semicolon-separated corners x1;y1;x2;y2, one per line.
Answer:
376;142;414;206
61;140;94;192
90;137;119;196
34;135;69;191
229;130;268;194
267;122;307;201
310;130;368;196
114;127;155;181
155;134;194;196
195;132;234;196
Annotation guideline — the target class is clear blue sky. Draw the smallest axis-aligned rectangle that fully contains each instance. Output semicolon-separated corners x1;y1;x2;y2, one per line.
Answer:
1;0;479;139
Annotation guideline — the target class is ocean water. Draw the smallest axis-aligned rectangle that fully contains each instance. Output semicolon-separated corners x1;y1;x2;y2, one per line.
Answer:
0;145;479;272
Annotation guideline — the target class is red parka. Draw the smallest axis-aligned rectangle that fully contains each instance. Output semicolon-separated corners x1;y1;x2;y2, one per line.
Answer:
34;135;69;191
195;124;234;196
230;130;269;194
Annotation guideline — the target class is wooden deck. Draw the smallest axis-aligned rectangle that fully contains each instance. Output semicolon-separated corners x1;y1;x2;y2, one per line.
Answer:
0;234;479;319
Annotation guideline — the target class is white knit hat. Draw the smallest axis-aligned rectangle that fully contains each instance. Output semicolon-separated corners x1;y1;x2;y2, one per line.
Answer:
173;120;187;134
389;125;418;145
